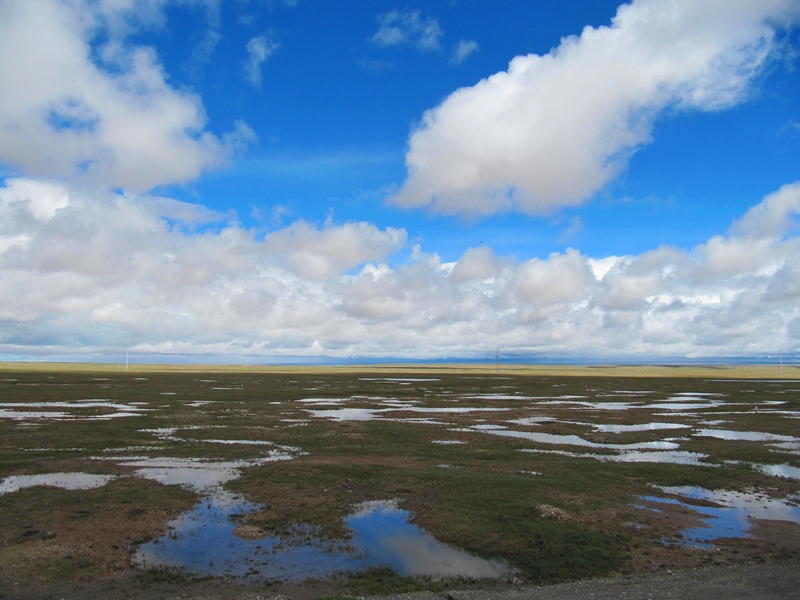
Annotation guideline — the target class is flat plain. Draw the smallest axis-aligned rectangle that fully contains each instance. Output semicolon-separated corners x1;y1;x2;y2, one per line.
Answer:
0;363;798;599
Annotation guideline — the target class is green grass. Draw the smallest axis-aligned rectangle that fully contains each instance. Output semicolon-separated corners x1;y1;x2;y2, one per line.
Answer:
0;366;798;597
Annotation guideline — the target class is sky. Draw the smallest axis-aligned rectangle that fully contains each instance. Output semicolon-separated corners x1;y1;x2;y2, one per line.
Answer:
0;0;799;363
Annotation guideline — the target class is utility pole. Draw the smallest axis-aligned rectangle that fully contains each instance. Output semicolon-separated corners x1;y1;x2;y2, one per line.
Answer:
126;340;129;371
780;348;783;374
495;347;500;375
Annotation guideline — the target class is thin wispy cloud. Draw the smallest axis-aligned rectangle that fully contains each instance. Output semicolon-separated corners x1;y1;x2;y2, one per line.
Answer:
371;8;443;51
245;31;280;87
449;39;479;65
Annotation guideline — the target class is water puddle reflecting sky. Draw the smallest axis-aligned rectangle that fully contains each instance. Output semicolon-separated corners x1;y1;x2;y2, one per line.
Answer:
591;422;690;434
755;463;800;480
694;429;797;443
640;486;800;548
459;428;680;451
520;448;711;465
0;472;116;495
135;498;510;582
0;400;149;421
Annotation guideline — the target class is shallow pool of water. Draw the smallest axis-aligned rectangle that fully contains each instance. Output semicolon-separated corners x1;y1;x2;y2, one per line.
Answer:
694;429;797;443
592;422;690;434
462;428;680;451
642;486;800;547
94;453;298;493
0;472;116;495
520;448;710;465
135;497;510;582
754;463;800;480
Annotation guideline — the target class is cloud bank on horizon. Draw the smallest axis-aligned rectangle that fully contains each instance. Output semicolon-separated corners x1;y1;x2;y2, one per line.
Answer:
0;0;798;361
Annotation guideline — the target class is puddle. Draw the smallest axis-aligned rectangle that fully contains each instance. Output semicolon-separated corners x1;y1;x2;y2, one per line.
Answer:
359;378;441;382
694;429;797;443
649;402;723;411
464;394;535;400
642;486;800;547
592;423;690;434
95;454;297;493
306;408;387;421
0;409;70;420
403;407;510;414
432;440;466;445
461;428;680;451
520;448;710;465
135;498;509;582
754;464;800;480
536;400;640;410
389;418;452;426
505;416;557;426
298;398;350;405
601;451;710;465
0;400;148;421
306;406;506;422
0;472;116;495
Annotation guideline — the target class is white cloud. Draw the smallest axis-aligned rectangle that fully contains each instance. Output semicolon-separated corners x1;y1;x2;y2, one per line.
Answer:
263;220;407;281
732;181;800;238
358;58;394;73
392;0;799;217
245;31;280;87
449;39;479;65
2;178;800;359
371;9;443;52
0;0;247;192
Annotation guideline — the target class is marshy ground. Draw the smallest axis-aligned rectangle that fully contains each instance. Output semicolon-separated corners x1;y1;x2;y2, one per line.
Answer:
0;363;798;599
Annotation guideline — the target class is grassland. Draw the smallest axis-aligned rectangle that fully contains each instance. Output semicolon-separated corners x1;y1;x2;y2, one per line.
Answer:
0;363;798;599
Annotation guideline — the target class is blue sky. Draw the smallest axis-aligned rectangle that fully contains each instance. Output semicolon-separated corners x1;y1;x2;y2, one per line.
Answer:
0;0;799;362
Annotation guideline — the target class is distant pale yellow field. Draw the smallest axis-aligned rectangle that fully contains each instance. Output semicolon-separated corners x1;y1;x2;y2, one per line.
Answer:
0;361;797;378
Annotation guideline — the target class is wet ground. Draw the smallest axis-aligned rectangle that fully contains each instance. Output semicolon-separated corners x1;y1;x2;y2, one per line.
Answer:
0;365;799;598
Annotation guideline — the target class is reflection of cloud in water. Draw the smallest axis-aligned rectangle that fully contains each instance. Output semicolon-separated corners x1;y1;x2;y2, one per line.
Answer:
644;486;800;547
346;500;510;578
0;400;149;421
297;398;350;405
650;402;722;411
536;400;640;410
136;497;509;582
593;422;690;434
96;453;297;494
306;408;387;421
359;378;441;382
755;463;800;480
520;448;710;466
0;472;116;495
461;428;679;450
505;416;557;426
307;406;509;422
695;429;796;442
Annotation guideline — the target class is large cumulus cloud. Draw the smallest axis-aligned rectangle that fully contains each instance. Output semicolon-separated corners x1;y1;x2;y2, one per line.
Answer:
1;178;799;359
0;0;249;191
392;0;799;216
